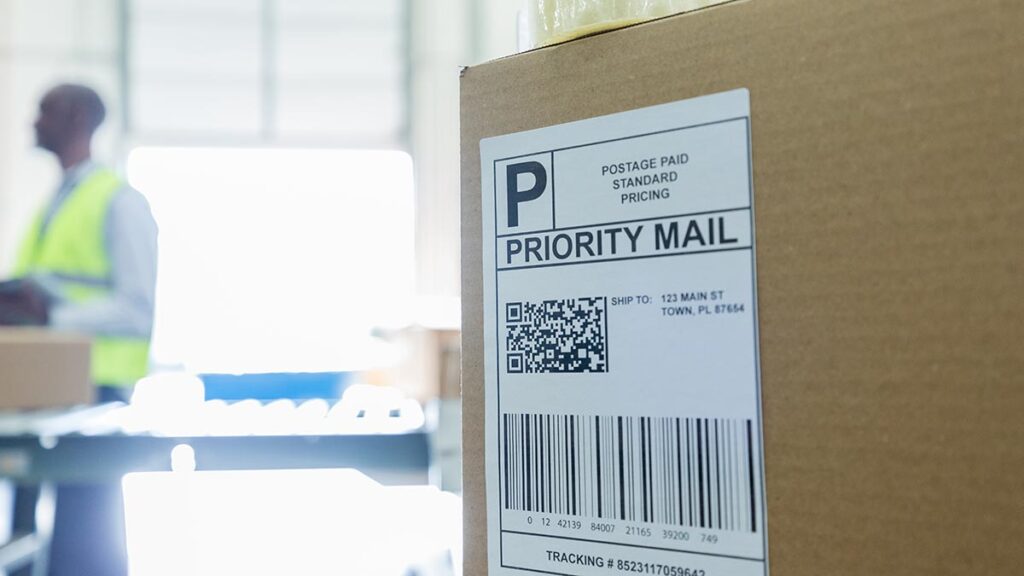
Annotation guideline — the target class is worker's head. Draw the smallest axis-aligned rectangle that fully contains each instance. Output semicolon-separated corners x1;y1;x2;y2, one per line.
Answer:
33;84;106;155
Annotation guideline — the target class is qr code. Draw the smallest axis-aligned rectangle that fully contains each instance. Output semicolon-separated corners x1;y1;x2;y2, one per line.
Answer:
505;297;607;373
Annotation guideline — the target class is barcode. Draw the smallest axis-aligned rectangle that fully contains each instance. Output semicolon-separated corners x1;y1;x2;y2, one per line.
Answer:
501;414;757;533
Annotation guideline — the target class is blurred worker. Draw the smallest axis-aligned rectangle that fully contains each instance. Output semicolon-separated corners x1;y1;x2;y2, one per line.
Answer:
3;83;157;576
10;83;157;393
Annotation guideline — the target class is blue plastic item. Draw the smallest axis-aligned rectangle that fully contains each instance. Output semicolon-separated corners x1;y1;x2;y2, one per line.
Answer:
199;372;351;401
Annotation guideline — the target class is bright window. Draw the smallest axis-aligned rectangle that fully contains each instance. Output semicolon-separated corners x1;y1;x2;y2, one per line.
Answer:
127;147;415;374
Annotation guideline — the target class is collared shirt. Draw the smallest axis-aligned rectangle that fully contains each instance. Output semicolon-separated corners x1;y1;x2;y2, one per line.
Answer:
33;161;158;339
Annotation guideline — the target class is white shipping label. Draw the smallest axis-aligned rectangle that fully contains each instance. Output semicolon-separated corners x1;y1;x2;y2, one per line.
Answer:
481;89;767;576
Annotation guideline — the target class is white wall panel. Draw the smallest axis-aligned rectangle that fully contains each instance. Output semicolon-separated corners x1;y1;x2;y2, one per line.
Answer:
275;28;402;79
131;80;261;134
128;0;406;145
130;19;261;75
132;0;261;17
276;87;403;140
278;0;402;22
409;0;471;302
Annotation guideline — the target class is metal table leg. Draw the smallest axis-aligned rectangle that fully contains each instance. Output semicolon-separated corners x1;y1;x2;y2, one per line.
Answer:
29;482;55;576
0;482;55;576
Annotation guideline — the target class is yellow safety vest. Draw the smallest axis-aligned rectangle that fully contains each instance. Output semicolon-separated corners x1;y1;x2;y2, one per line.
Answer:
14;168;151;387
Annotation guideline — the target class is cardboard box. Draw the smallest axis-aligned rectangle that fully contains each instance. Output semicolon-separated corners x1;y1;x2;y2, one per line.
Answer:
461;1;1023;574
0;329;92;409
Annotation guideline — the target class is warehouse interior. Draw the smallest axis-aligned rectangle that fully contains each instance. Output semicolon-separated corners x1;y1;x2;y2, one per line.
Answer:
1;1;1021;576
0;1;519;575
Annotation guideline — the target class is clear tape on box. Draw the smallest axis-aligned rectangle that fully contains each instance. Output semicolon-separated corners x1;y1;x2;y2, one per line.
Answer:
526;0;729;48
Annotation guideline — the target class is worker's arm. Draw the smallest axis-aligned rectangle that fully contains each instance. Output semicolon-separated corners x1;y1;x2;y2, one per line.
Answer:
48;188;158;338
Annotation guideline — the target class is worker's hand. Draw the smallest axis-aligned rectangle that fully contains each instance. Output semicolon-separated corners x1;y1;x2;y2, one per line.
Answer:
19;278;50;325
0;278;51;326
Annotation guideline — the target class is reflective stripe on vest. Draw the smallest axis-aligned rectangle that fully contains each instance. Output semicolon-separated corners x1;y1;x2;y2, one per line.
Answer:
15;169;151;387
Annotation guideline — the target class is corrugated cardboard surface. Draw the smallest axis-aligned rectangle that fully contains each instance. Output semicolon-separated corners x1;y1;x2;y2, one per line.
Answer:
461;0;1023;574
0;329;91;409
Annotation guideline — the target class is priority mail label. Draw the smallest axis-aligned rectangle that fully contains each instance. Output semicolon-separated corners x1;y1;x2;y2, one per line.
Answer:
480;89;768;576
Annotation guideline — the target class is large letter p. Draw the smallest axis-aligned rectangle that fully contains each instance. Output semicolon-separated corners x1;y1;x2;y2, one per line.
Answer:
506;161;547;228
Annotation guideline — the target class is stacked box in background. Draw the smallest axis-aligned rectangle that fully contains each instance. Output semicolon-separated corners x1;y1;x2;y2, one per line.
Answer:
461;0;1024;574
0;329;91;409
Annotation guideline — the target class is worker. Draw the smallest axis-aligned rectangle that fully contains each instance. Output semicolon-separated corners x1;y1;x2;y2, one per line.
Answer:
11;83;157;395
3;83;158;576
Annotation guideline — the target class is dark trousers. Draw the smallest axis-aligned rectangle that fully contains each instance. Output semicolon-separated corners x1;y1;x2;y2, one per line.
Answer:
13;386;131;576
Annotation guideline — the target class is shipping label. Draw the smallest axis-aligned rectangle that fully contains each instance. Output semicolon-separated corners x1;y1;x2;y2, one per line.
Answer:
481;89;767;576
